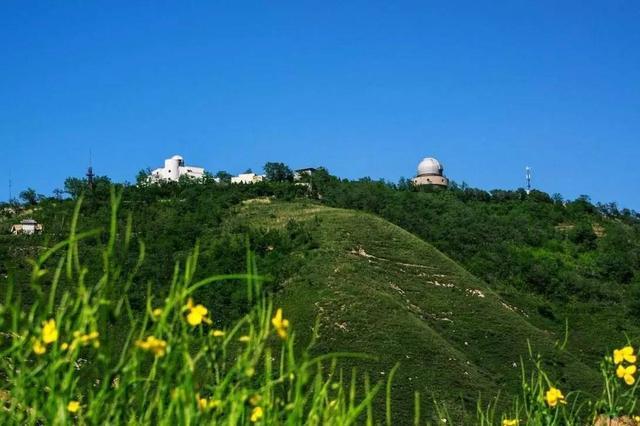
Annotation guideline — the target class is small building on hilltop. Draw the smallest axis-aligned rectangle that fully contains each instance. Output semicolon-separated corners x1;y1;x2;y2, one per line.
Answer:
231;173;265;184
412;157;449;187
293;168;317;181
11;219;43;235
149;155;205;182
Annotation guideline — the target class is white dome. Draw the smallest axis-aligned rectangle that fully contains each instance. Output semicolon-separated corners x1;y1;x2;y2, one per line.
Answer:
417;157;443;176
171;155;184;161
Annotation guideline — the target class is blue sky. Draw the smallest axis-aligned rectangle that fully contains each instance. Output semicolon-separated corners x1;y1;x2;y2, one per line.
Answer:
1;1;639;209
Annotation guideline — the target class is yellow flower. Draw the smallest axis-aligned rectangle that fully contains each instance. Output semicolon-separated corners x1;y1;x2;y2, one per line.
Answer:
152;308;163;319
545;387;566;408
33;339;46;355
185;298;212;326
67;400;80;413
503;420;519;426
197;396;208;411
211;329;225;337
617;364;637;385
65;330;100;351
238;335;250;343
249;394;262;406
250;406;263;423
271;308;290;340
197;394;221;411
135;336;168;357
42;319;58;344
614;346;637;364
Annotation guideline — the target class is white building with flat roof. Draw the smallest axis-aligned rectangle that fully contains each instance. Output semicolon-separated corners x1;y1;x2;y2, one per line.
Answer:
149;155;205;182
11;219;43;235
231;173;265;184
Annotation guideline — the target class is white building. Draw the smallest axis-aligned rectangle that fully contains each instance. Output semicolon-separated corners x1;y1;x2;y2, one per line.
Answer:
293;168;317;181
412;157;449;187
149;155;205;183
11;219;43;235
231;173;265;184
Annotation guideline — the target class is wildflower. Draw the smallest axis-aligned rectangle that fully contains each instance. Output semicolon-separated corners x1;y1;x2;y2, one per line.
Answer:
617;364;637;385
67;400;80;413
238;335;250;343
33;339;46;355
271;308;290;340
152;308;163;319
135;336;168;357
197;394;219;411
614;346;637;364
197;394;222;411
211;329;225;337
65;331;100;351
545;387;566;408
249;394;262;406
198;396;208;410
184;298;212;326
250;406;263;423
42;319;58;344
503;420;519;426
78;331;100;347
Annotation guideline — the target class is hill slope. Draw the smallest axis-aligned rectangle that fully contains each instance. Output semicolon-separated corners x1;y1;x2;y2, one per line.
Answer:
232;200;601;422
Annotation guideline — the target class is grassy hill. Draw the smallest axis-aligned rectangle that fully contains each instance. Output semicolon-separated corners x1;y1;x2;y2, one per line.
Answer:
2;176;639;422
230;200;602;422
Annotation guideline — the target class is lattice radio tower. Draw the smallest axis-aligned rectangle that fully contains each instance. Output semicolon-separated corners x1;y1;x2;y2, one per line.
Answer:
525;166;532;195
86;150;95;191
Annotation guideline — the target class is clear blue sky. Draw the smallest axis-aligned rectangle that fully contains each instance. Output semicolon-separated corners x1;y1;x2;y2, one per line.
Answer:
2;1;639;209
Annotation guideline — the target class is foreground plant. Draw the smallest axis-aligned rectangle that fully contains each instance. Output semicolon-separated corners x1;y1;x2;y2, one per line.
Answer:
0;191;386;425
593;344;640;423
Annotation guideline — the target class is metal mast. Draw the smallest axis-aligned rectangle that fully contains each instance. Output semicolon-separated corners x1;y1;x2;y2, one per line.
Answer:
525;166;532;195
86;150;95;191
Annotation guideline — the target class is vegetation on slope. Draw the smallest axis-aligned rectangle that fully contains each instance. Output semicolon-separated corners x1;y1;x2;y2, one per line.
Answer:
1;167;640;423
0;194;390;425
234;200;604;422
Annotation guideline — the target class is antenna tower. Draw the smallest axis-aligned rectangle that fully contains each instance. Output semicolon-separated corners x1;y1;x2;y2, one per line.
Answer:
525;166;532;195
86;150;95;190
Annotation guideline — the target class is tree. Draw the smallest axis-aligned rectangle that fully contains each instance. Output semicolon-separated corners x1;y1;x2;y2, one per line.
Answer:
136;168;152;186
64;177;86;199
568;221;597;250
52;188;65;200
19;188;41;206
264;162;293;183
215;171;233;183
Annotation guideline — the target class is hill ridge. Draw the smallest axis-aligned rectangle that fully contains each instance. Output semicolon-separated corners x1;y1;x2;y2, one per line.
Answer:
231;200;600;421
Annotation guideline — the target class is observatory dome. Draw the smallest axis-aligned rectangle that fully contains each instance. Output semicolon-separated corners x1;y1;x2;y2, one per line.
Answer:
417;157;443;176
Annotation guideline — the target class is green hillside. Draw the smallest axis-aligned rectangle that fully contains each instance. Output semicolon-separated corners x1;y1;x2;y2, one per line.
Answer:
231;200;601;422
2;174;640;423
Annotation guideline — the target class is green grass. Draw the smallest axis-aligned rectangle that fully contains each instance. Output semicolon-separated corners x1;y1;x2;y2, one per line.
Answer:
232;200;603;422
4;194;640;424
0;194;393;425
